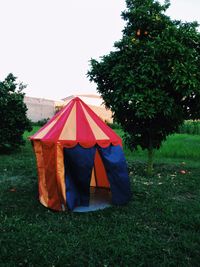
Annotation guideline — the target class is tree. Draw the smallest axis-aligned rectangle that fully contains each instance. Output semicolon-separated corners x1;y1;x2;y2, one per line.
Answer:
88;0;200;175
0;73;32;151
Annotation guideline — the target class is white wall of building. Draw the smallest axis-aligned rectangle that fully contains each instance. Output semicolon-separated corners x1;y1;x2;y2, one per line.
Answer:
24;94;113;123
24;96;55;122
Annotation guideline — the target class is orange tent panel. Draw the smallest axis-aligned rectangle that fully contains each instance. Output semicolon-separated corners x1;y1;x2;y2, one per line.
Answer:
94;150;110;188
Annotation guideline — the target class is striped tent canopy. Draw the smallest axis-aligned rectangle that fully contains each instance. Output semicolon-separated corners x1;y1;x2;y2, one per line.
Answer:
30;97;131;211
30;97;121;148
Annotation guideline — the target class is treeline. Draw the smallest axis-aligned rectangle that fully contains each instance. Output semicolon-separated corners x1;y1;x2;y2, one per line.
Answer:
107;121;200;135
177;120;200;135
31;118;49;127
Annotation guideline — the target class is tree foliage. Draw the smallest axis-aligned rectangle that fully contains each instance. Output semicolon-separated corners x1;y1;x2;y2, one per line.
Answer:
88;0;200;174
0;73;32;151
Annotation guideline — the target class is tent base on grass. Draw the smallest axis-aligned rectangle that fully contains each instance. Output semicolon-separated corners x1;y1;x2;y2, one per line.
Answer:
73;188;112;212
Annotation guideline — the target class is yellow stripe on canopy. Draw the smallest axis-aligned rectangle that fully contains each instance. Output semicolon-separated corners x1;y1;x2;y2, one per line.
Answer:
59;102;76;140
80;103;109;140
34;108;67;139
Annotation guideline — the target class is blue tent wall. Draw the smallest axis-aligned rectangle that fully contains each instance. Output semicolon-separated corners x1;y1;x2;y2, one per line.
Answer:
98;145;131;205
64;145;131;210
64;145;96;210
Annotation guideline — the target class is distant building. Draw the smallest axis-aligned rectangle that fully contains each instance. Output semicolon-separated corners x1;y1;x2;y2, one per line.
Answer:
62;94;103;106
24;96;64;122
24;94;113;123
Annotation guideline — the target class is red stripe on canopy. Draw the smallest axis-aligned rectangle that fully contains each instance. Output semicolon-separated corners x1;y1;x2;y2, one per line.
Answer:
80;100;122;147
40;101;75;141
30;100;73;140
76;100;96;147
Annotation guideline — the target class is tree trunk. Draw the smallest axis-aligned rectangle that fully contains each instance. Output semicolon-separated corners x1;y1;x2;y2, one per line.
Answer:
147;147;154;176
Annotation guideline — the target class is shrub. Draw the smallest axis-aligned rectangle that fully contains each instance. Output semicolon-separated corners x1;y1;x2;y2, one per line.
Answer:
106;122;121;130
31;118;50;127
177;121;200;135
0;74;32;151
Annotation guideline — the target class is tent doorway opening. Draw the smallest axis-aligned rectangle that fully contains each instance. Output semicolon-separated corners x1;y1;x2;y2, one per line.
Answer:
64;146;112;212
64;144;131;212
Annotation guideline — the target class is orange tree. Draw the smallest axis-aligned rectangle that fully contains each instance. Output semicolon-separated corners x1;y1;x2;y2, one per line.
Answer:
0;74;32;151
88;0;200;175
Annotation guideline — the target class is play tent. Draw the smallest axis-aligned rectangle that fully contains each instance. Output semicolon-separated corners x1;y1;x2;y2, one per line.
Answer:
30;97;131;211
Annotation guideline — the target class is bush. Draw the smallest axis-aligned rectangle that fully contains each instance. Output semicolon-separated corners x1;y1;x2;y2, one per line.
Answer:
0;74;32;151
31;118;50;127
177;120;200;135
106;122;121;130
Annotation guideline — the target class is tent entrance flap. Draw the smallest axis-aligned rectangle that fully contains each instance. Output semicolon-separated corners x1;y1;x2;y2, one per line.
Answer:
64;146;96;210
98;145;131;205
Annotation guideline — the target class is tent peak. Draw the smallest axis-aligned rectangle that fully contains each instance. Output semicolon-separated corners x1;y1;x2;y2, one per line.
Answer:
73;97;82;101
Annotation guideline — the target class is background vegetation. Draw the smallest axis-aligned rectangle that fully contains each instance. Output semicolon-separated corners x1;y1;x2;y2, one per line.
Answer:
88;0;200;175
109;120;200;136
177;120;200;135
0;73;32;152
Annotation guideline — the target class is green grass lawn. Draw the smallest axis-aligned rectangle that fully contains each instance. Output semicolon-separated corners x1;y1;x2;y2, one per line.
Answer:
0;128;200;266
115;129;200;167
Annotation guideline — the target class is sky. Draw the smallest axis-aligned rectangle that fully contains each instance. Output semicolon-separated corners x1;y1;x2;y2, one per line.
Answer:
0;0;200;100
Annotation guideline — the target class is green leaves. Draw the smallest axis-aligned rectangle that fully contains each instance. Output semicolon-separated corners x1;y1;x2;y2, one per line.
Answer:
0;74;32;151
88;0;200;155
